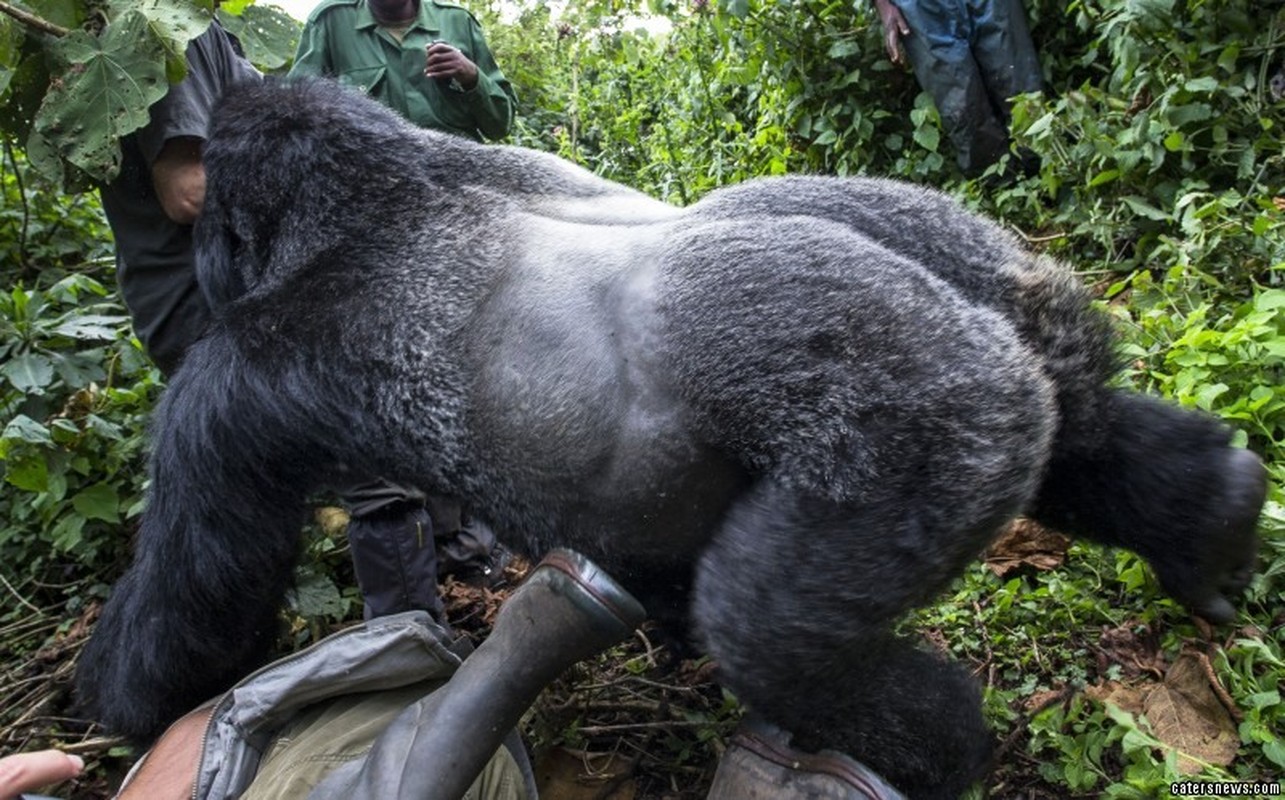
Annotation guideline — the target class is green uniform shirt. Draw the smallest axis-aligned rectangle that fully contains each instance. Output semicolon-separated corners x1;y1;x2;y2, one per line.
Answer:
289;0;515;141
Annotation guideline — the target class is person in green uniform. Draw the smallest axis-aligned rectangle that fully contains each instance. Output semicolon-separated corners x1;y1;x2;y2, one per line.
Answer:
289;0;515;141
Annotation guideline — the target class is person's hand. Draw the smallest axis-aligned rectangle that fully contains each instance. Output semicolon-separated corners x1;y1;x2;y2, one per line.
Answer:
425;42;479;90
0;750;84;800
873;0;911;65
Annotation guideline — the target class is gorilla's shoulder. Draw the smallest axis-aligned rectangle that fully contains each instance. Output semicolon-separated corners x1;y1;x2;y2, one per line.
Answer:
205;77;457;173
211;78;427;149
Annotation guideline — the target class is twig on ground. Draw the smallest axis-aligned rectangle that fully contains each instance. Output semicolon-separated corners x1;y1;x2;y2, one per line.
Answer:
578;719;718;736
0;572;44;614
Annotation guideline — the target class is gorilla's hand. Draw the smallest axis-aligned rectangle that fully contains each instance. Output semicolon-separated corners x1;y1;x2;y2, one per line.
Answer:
1155;447;1265;623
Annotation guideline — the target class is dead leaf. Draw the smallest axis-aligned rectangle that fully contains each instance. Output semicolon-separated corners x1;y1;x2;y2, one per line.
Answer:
1097;623;1164;679
314;506;350;538
534;747;638;800
984;519;1071;577
1084;680;1147;716
1142;654;1240;774
1024;688;1071;714
440;556;531;639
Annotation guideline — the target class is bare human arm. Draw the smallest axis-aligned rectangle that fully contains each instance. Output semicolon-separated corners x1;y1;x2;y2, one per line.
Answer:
151;136;205;225
873;0;911;65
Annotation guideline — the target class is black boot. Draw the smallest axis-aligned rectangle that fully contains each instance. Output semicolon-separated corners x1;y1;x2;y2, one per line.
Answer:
310;549;646;800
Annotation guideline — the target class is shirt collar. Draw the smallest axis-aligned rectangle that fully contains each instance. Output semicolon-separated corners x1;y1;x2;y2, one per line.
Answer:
355;0;441;34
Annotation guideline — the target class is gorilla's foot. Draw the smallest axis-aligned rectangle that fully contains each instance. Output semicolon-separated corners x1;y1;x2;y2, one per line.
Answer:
1151;447;1266;623
707;718;906;800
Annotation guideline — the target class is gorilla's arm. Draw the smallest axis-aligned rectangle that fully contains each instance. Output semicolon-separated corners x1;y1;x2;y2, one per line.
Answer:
74;334;355;740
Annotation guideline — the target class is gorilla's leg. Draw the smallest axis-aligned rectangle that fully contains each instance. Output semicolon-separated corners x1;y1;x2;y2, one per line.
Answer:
1030;389;1266;623
692;480;1020;800
75;336;346;742
998;256;1265;622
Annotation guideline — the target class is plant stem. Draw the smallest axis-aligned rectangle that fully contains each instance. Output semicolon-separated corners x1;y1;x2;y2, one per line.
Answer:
3;137;33;279
0;0;70;37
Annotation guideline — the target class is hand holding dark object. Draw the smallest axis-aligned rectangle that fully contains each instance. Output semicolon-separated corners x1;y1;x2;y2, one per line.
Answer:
424;41;478;90
873;0;911;65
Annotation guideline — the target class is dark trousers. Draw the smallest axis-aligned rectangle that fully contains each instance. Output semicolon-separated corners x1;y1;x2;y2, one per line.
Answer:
342;479;499;620
896;0;1043;174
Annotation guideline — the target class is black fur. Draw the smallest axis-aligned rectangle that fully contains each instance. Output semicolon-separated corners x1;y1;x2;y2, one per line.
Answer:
75;79;1266;798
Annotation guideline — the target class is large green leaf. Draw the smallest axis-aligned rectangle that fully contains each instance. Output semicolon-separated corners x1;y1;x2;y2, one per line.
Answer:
73;481;121;523
25;125;65;185
2;450;48;492
912;124;939;152
216;4;300;71
2;414;53;445
290;566;346;619
110;0;214;81
30;9;171;182
721;0;749;20
49;313;129;340
0;16;22;101
3;352;55;391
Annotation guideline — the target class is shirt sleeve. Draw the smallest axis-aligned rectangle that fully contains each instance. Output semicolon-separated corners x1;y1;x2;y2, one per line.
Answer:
289;17;333;77
461;18;515;141
136;24;258;165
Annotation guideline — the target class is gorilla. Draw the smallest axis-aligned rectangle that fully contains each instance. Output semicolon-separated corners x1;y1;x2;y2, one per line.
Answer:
75;78;1265;798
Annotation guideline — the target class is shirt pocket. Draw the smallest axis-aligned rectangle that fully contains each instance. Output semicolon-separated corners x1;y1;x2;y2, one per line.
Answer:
416;66;477;135
337;65;387;96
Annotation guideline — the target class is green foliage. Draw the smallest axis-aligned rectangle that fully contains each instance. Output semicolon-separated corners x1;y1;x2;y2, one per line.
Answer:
998;1;1284;283
479;0;956;201
216;3;302;71
0;273;161;620
1116;272;1285;469
1;139;113;276
1;108;151;624
0;0;299;186
30;8;180;182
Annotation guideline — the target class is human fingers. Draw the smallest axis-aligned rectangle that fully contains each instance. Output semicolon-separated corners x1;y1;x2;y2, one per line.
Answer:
884;28;902;64
0;751;84;800
424;46;478;88
424;44;462;76
884;8;909;63
425;42;463;69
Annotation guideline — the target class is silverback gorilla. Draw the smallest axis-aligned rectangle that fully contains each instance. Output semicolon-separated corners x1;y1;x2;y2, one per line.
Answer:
76;79;1266;798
